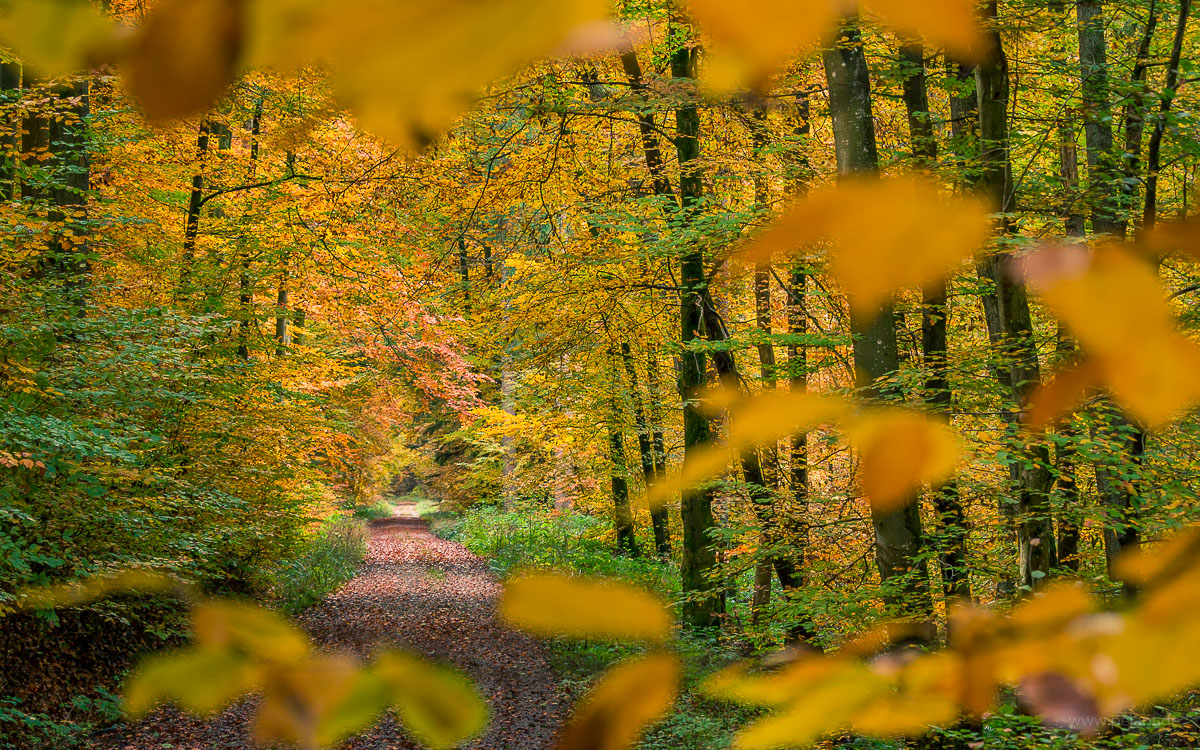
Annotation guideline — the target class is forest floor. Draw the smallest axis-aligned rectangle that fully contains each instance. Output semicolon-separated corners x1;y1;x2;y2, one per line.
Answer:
89;501;566;749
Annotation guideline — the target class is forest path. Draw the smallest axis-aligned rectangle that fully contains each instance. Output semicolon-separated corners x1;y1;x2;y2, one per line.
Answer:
91;501;565;749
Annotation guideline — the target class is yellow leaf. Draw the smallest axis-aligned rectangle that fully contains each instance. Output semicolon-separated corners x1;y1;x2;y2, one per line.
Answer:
253;654;389;749
733;663;884;750
18;569;181;611
850;410;960;513
739;178;990;316
0;0;117;78
557;653;679;750
688;0;836;88
1008;582;1093;631
124;0;243;121
647;392;847;508
862;0;986;61
192;600;310;663
1024;360;1099;432
248;0;607;149
1031;246;1200;429
853;653;961;737
124;647;260;718
374;651;489;750
500;573;673;642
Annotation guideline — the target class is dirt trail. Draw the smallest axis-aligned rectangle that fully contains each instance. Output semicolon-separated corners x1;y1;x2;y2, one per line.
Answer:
91;502;565;749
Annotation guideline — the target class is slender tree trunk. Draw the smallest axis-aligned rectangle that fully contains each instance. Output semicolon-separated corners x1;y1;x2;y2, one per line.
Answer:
1144;0;1191;227
274;281;290;356
1122;0;1158;209
673;39;722;627
180;120;212;293
619;51;675;201
1077;0;1125;236
901;39;971;605
823;17;931;615
621;342;669;554
646;349;671;554
748;108;781;621
1056;129;1085;573
0;62;19;200
975;0;1057;591
608;352;640;555
45;78;90;311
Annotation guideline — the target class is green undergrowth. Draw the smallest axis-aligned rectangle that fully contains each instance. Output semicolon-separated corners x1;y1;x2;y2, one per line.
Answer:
351;499;395;520
260;515;369;614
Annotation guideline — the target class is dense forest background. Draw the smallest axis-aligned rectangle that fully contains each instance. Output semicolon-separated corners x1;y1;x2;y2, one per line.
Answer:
4;0;1200;747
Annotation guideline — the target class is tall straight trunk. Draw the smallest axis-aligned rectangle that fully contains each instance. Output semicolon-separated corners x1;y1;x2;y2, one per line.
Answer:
619;51;675;201
607;354;640;556
180;120;213;293
236;101;263;359
621;342;669;554
646;349;671;554
1056;129;1085;573
45;78;90;310
947;60;978;179
900;43;937;166
673;39;722;627
749;108;781;619
902;40;971;604
1054;331;1083;572
274;281;290;356
0;62;19;199
823;17;931;615
1077;0;1125;236
21;75;48;206
976;0;1056;591
1122;1;1158;205
782;87;816;644
1144;0;1191;227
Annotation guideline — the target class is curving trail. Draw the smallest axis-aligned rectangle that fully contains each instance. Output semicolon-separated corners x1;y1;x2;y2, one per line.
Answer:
91;502;565;749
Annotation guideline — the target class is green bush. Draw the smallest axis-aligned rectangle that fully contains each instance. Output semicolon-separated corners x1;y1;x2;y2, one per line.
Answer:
432;506;677;595
352;500;394;520
264;518;368;613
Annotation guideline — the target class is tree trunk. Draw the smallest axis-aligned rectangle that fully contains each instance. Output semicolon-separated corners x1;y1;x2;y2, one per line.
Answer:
621;342;669;555
1077;0;1125;236
275;281;290;356
0;62;19;200
902;40;971;605
673;39;722;627
1144;0;1191;227
823;17;931;615
608;353;640;556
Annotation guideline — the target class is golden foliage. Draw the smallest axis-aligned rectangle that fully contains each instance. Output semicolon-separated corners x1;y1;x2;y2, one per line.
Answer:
500;572;673;642
738;178;991;315
124;0;242;120
647;391;847;508
1028;245;1200;429
699;534;1200;747
375;651;490;749
849;409;960;513
556;653;680;750
689;0;985;88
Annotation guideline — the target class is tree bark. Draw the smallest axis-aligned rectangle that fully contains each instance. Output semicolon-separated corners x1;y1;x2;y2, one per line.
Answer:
1077;0;1125;236
1144;0;1191;227
672;39;722;627
823;17;931;615
975;0;1057;591
621;342;669;555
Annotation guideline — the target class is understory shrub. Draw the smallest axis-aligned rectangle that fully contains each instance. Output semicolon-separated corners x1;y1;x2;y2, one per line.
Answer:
431;504;676;595
264;518;368;614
